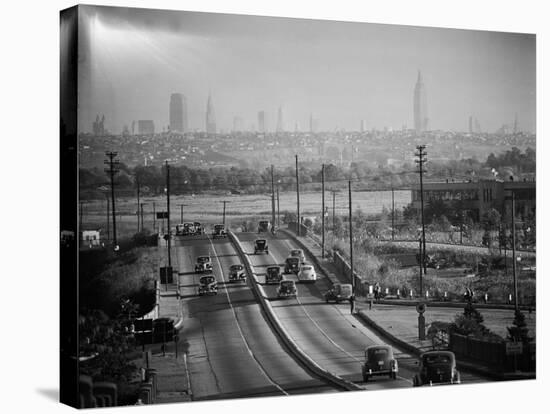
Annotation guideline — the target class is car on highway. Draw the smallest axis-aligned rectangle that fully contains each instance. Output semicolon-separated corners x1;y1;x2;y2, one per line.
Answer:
177;222;196;236
324;283;353;303
195;256;213;273
284;256;301;274
254;239;269;254
193;222;205;235
266;266;283;284
258;220;271;233
277;280;297;299
290;249;305;263
228;264;246;283
198;275;218;296
212;224;227;238
297;264;317;283
361;345;398;382
412;351;461;387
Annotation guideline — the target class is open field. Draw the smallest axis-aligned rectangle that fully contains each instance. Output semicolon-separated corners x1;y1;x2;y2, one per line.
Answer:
80;189;411;239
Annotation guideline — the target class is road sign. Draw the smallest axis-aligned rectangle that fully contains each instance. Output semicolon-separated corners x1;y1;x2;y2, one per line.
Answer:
506;342;523;355
156;212;169;219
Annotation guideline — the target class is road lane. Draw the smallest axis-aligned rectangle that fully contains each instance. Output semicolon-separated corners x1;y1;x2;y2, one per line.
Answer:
173;234;336;400
236;231;490;389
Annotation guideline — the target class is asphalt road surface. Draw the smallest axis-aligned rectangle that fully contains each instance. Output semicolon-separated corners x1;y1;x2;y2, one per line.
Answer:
173;233;340;401
235;231;491;390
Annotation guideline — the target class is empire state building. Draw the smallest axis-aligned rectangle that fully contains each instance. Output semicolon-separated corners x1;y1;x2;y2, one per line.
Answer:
413;71;428;134
206;93;216;134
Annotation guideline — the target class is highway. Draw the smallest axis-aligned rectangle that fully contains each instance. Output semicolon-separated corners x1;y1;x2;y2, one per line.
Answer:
172;233;341;401
234;231;491;390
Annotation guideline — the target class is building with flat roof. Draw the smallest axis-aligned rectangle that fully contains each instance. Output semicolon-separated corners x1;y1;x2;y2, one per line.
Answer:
411;179;535;221
138;120;155;135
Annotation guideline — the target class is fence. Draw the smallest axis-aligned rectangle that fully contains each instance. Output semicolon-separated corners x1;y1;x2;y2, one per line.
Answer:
449;333;535;373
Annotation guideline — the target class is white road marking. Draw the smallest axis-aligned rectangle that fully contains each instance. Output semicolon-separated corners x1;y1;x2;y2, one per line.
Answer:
207;236;289;396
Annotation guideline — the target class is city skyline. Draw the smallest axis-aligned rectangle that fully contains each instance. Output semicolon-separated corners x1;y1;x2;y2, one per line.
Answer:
77;6;536;134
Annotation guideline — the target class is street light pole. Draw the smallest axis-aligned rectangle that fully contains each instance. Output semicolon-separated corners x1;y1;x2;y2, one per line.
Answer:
276;181;280;228
511;191;518;311
271;165;276;229
348;180;354;293
165;161;172;268
415;145;427;280
321;164;325;258
295;155;300;236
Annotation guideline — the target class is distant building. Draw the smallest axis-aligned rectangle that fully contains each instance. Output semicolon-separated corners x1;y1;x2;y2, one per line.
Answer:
468;116;473;134
233;116;244;132
276;106;284;133
360;120;366;133
413;71;428;134
411;179;535;221
258;111;267;133
92;114;105;136
169;93;187;133
138;120;155;135
206;93;216;134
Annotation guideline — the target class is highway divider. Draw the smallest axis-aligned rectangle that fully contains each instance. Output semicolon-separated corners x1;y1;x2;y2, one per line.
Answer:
227;230;362;392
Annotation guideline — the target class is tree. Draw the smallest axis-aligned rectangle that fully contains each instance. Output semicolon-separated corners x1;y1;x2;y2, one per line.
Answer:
507;309;531;344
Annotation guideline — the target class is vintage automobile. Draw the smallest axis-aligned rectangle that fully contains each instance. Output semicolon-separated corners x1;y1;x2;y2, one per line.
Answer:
195;256;213;273
258;220;271;233
228;264;246;283
177;222;196;236
175;223;185;236
254;239;269;254
193;222;205;235
324;283;353;303
361;345;398;382
297;264;317;283
412;351;461;386
290;249;306;263
198;275;218;296
277;280;297;299
212;224;227;239
284;256;301;274
266;266;283;284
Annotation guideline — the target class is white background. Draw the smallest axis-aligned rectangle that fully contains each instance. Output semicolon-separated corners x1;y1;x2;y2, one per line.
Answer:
0;0;546;413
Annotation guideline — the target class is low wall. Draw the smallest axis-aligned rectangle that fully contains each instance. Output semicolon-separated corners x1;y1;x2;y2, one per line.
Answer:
141;280;160;320
450;333;535;373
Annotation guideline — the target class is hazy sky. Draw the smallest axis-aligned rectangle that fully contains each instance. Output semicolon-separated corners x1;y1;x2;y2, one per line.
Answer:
78;5;536;134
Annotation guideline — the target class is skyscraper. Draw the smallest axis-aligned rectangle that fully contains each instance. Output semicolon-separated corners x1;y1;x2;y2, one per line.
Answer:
413;71;428;134
169;93;188;133
276;106;284;133
469;115;473;134
233;116;244;132
258;111;266;133
206;93;216;134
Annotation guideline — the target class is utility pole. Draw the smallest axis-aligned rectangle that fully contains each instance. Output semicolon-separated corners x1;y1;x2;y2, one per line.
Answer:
332;190;336;233
79;201;84;232
321;164;325;258
136;179;140;233
276;181;280;228
348;181;354;292
511;191;518;311
295;155;300;236
106;196;110;242
222;201;227;227
104;152;120;248
391;184;395;241
415;145;427;281
271;165;276;229
165;161;172;268
179;204;184;224
140;203;145;232
153;201;156;233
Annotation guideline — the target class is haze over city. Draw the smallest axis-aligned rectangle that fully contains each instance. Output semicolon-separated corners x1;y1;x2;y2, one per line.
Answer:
77;5;536;134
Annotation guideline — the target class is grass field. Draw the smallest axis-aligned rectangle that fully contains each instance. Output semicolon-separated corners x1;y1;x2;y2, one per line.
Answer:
80;189;411;239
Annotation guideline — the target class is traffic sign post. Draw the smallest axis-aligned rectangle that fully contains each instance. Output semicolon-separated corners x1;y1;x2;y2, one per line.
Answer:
417;302;427;340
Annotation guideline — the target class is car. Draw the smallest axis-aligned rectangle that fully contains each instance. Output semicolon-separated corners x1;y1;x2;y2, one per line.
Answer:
290;249;305;263
198;275;218;296
193;222;205;235
324;283;353;303
177;222;196;236
195;256;213;273
212;224;227;238
266;266;283;284
258;220;270;233
284;256;301;274
228;264;246;283
277;280;297;299
361;345;398;382
412;351;461;387
297;264;317;283
175;223;186;235
254;239;269;254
